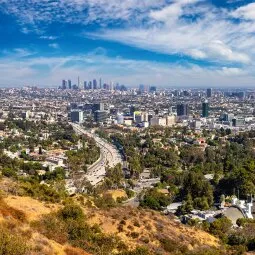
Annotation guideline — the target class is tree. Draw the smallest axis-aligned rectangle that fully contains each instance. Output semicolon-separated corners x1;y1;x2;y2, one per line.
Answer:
209;217;232;242
140;188;171;210
180;171;214;210
59;204;85;221
105;163;124;188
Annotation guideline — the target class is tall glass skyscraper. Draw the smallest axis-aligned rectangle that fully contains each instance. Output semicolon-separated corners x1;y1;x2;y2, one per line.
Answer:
202;101;209;117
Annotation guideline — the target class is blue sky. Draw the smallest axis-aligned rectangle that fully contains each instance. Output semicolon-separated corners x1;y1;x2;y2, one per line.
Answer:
0;0;255;88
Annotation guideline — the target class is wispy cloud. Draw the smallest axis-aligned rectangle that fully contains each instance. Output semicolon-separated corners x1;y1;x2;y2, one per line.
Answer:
1;0;255;66
86;1;255;65
0;0;167;26
49;43;59;49
231;3;255;20
40;35;58;40
0;49;253;87
1;0;255;87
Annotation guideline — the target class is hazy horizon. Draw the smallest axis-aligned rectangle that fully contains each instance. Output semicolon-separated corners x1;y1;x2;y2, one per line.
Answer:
1;0;255;88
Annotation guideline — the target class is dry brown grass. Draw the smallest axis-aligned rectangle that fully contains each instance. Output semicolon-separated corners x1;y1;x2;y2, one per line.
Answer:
0;177;221;254
4;196;59;221
64;246;91;255
0;196;26;222
85;206;220;251
105;189;128;201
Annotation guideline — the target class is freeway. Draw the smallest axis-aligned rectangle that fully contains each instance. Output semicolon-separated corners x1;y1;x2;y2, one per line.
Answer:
71;123;123;185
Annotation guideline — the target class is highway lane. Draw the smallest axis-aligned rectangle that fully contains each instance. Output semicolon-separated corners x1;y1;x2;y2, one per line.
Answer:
71;123;123;185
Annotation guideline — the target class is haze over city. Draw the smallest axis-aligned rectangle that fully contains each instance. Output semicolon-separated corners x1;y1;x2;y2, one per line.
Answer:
1;0;255;87
2;1;255;255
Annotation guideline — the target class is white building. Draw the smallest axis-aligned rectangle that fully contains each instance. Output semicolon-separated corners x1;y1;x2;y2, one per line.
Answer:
150;117;167;127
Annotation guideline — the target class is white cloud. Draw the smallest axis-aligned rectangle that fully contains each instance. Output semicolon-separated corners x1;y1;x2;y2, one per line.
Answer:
0;50;253;88
149;0;201;23
0;0;167;26
206;40;250;64
186;49;207;59
49;43;59;49
221;67;246;76
85;1;255;65
40;35;58;40
1;0;255;86
1;0;255;66
232;3;255;20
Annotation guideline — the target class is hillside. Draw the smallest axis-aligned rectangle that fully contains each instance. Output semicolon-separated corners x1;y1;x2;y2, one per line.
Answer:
0;177;225;255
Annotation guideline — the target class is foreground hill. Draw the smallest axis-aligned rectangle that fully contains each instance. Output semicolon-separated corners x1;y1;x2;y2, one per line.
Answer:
0;197;222;254
0;177;236;255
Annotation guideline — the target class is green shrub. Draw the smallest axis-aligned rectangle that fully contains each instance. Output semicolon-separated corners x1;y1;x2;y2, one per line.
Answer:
236;218;255;227
130;232;139;239
58;204;85;221
1;168;17;178
160;238;188;253
133;220;141;227
94;194;116;209
120;219;126;225
20;179;67;202
33;205;127;255
32;213;68;244
125;189;135;199
0;226;29;255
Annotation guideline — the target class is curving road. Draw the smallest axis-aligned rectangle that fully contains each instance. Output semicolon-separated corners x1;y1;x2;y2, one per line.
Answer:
71;123;123;185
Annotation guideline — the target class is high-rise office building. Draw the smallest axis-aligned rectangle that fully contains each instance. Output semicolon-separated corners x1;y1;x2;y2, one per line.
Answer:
130;105;138;116
62;80;67;89
77;76;80;89
183;90;190;97
139;84;148;93
177;104;189;116
150;86;157;93
94;110;107;123
93;79;97;90
92;103;104;113
109;82;114;91
202;101;209;117
68;80;72;89
70;110;84;123
84;81;87;90
207;88;212;98
99;78;102;89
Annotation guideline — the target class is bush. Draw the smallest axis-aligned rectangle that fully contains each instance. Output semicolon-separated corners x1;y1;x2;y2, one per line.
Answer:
186;247;227;255
0;226;29;255
118;247;152;255
130;232;139;239
64;246;90;255
228;233;247;246
125;189;135;199
120;219;126;225
59;204;85;221
117;196;127;203
20;179;67;202
32;213;68;244
94;194;116;209
209;217;232;242
236;218;255;227
140;188;171;211
1;168;17;178
33;205;126;255
160;238;188;253
133;220;141;227
118;224;124;232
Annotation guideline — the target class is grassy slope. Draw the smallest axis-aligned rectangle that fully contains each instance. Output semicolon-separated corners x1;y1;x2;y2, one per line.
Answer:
0;177;220;254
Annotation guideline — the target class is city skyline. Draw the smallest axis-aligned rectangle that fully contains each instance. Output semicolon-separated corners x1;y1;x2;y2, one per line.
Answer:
1;0;255;87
